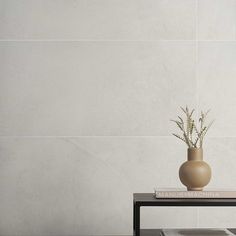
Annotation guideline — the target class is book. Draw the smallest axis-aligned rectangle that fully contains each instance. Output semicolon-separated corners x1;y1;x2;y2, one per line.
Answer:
160;228;235;236
154;188;236;198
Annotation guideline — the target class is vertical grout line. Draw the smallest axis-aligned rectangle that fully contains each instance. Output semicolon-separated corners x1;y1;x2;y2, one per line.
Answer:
196;0;200;228
235;0;236;41
197;208;200;228
196;0;199;120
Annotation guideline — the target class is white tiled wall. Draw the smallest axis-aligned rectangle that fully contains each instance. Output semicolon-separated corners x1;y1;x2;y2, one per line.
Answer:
0;0;236;235
0;0;196;40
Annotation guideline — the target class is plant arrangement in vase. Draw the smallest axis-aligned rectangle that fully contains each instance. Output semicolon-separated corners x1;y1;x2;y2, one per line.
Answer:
171;106;214;191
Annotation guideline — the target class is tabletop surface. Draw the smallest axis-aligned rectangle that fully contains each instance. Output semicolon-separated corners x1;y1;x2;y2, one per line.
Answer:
133;193;236;206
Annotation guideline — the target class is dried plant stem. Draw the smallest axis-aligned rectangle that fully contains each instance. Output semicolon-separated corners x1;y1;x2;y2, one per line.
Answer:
171;106;214;148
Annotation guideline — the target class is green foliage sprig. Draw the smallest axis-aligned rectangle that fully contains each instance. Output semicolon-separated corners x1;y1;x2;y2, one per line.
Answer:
171;106;214;148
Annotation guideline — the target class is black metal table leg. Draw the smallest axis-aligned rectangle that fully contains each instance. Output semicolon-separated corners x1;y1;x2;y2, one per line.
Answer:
134;203;140;236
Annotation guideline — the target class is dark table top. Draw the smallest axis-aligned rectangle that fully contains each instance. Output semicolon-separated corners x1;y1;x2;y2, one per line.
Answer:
134;193;236;206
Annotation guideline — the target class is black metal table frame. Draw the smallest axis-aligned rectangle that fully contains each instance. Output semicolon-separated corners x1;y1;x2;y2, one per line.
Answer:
133;193;236;236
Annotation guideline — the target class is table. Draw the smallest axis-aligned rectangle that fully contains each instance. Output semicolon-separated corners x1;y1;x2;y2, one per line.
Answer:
133;193;236;236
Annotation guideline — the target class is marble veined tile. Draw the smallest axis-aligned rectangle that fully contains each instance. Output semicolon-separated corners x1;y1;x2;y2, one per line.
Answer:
0;0;196;40
0;137;197;235
0;41;196;136
198;207;236;228
198;42;236;137
198;0;236;40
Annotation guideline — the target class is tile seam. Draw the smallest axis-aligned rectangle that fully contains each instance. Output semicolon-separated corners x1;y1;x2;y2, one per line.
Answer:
0;135;235;138
0;39;236;42
196;1;200;227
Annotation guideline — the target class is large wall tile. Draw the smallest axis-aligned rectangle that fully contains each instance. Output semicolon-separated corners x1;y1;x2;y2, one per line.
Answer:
203;138;236;188
0;0;196;40
198;42;236;136
0;41;196;136
198;207;236;228
141;207;197;229
0;137;196;235
198;138;236;227
198;0;236;40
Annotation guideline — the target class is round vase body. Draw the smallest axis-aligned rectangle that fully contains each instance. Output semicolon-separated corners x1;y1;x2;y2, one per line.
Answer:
179;148;211;191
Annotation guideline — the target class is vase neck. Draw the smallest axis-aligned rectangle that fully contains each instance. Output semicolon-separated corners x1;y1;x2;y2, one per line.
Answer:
188;148;203;161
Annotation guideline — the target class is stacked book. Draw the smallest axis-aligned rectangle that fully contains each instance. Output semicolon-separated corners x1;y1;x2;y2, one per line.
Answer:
160;228;235;236
154;188;236;199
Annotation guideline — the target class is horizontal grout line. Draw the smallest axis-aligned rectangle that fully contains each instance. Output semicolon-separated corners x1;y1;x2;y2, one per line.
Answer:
0;135;172;138
0;135;236;138
0;39;194;42
0;39;236;42
92;235;131;236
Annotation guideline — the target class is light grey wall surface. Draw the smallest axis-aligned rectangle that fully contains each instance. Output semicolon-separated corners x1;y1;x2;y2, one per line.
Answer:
0;0;236;235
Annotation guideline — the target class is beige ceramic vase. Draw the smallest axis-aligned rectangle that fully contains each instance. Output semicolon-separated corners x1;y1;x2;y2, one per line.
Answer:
179;148;211;191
